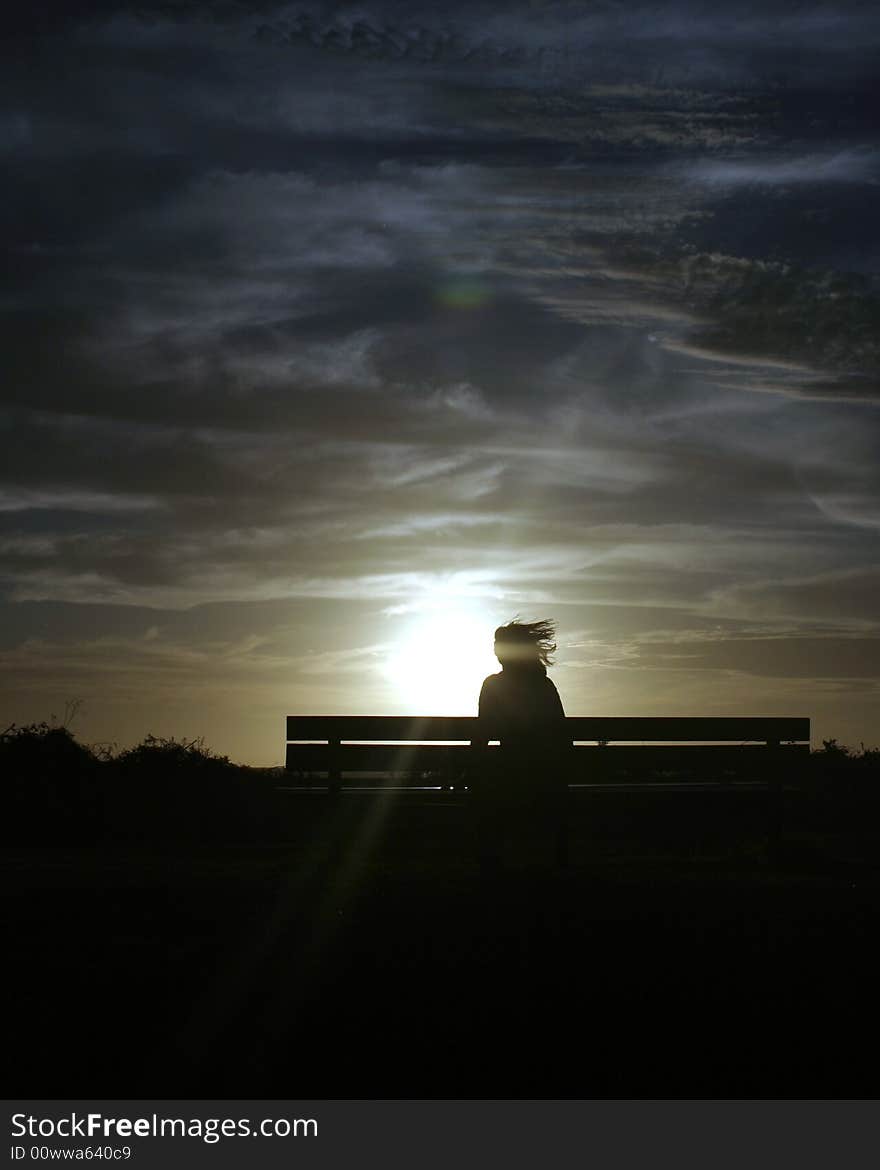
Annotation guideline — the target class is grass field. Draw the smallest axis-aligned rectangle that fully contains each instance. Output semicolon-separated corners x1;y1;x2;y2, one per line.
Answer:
6;787;880;1098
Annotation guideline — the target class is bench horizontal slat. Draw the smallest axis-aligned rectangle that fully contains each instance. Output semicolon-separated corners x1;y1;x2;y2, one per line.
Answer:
286;715;810;744
564;716;810;742
286;741;808;778
572;742;807;768
287;744;471;773
286;716;478;741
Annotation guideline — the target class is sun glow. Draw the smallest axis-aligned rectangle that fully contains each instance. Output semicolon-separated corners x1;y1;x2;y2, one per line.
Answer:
383;608;500;714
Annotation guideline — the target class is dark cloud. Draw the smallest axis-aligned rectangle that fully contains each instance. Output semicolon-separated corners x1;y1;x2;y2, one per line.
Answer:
710;566;880;628
634;634;880;680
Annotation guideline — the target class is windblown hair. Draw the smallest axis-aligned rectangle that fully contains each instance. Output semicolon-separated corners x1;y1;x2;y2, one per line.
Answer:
494;618;557;668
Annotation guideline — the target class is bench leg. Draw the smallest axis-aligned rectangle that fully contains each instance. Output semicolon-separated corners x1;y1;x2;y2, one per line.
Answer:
767;775;784;863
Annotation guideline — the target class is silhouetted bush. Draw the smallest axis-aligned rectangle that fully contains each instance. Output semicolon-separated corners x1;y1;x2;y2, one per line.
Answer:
810;739;880;782
797;740;880;829
114;734;231;774
1;723;105;843
2;726;277;845
105;734;269;842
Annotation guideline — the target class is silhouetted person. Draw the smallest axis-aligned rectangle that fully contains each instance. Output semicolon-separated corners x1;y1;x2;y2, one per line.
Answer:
472;619;569;872
479;619;565;730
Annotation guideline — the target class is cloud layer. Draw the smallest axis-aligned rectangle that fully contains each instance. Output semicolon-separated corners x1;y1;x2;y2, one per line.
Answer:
2;0;879;757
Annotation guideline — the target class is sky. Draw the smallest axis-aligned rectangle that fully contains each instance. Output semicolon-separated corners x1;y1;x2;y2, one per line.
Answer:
2;0;879;763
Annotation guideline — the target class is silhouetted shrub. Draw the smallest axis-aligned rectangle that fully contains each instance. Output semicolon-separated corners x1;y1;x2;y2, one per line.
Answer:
1;723;103;843
114;734;232;774
2;726;279;845
105;735;264;841
799;740;880;828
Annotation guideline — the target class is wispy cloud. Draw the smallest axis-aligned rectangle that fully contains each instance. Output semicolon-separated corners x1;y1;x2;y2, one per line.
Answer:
687;148;880;188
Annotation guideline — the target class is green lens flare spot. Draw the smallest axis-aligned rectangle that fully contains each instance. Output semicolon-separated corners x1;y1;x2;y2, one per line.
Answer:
434;277;492;310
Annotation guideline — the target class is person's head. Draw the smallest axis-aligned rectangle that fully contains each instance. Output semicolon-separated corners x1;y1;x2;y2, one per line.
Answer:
493;618;557;669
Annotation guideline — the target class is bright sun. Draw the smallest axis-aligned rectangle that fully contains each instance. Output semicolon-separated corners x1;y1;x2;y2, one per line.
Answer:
383;608;500;714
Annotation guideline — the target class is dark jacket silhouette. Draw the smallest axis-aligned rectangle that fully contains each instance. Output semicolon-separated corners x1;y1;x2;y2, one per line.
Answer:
474;659;567;807
478;661;565;737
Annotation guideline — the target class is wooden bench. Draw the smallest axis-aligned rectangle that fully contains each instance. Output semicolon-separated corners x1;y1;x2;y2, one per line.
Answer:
285;715;810;846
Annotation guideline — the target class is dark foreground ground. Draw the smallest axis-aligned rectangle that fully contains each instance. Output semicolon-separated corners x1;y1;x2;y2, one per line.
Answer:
6;787;880;1098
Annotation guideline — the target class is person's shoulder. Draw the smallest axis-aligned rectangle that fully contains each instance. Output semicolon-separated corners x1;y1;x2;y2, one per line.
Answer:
478;672;504;704
542;674;565;714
